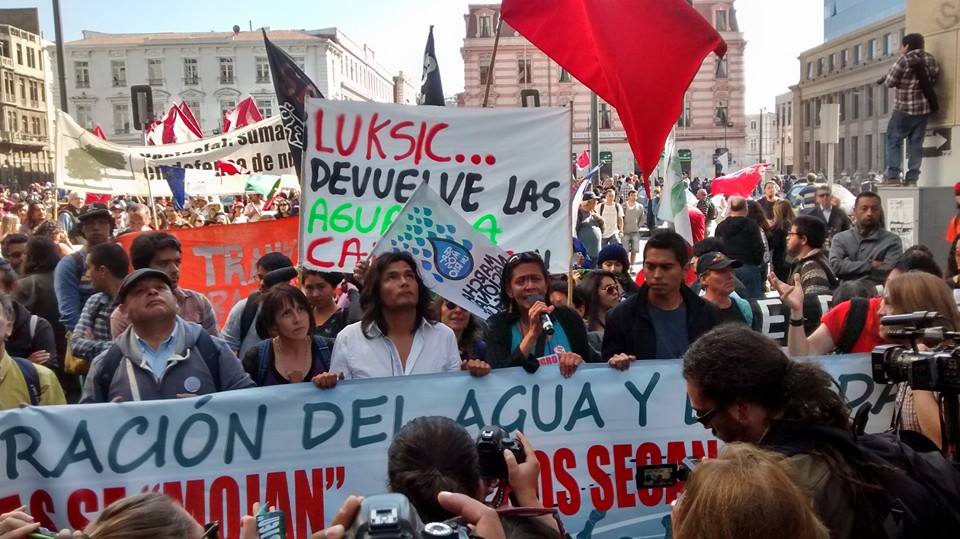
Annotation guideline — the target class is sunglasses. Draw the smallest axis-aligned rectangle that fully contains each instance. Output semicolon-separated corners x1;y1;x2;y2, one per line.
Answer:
507;251;543;265
601;284;621;295
444;300;466;311
201;521;220;539
695;405;722;427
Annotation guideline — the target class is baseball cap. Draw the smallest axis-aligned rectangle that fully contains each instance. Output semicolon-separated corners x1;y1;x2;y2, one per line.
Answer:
77;203;112;222
581;191;599;202
696;251;742;276
116;268;173;304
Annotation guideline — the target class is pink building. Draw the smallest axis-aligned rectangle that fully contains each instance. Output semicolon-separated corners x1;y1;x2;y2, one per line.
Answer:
459;2;746;179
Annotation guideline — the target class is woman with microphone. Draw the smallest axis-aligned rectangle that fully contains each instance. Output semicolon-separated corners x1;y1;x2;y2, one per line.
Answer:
484;252;593;377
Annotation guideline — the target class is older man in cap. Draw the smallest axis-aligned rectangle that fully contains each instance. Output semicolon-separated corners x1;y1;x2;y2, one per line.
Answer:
57;192;84;242
54;204;115;332
81;268;254;403
696;251;752;326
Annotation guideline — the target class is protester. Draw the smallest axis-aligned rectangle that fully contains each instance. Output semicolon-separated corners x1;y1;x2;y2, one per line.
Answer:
223;252;295;358
767;199;794;282
593;242;639;294
18;202;45;234
829;192;903;285
0;213;20;241
327;252;462;380
58;191;84;241
111;232;219;338
70;243;129;366
1;233;27;275
548;279;586;318
110;200;127;230
757;180;779;220
603;231;720;364
0;262;56;368
81;268;255;402
712;197;765;298
575;191;604;262
672;443;829;539
688;238;748;297
598;188;624;247
117;203;152;235
432;297;487;362
54;203;114;332
0;292;65;409
802;185;851;247
787;214;838;295
32;220;74;257
13;237;63;353
300;269;358;340
580;270;621;335
240;284;338;388
746;199;773;277
622;189;645;266
697;251;752;326
882;33;940;185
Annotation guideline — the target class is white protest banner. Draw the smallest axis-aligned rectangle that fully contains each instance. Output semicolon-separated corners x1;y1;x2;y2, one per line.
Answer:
371;183;508;319
299;100;570;274
0;356;894;538
56;111;297;195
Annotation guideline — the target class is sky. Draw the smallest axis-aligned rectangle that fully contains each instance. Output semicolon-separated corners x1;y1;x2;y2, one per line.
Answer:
15;0;823;111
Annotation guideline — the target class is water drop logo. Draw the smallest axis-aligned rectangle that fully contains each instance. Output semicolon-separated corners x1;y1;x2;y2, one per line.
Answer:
387;206;474;283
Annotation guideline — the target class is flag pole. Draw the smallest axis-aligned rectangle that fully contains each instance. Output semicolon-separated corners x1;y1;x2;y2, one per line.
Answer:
567;100;575;306
481;18;504;108
141;131;159;227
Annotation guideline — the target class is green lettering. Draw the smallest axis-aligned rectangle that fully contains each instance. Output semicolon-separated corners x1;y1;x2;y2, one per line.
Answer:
307;198;329;234
472;214;503;245
355;206;383;234
330;203;354;233
379;204;403;235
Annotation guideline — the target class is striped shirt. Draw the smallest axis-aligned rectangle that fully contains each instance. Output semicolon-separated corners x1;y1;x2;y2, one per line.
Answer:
71;292;115;361
791;249;835;296
884;50;940;116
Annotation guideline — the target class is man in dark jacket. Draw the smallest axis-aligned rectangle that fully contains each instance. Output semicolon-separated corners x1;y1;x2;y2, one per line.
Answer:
603;231;720;364
801;184;850;246
0;262;56;367
714;196;765;298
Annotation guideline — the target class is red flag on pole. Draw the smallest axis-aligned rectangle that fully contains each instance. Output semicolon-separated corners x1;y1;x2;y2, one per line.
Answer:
710;163;769;198
575;150;590;170
223;97;264;133
501;0;726;181
177;102;204;138
92;124;107;140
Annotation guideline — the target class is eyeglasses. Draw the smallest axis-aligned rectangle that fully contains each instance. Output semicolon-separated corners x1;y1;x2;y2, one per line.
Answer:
601;284;621;295
200;521;220;539
695;405;722;427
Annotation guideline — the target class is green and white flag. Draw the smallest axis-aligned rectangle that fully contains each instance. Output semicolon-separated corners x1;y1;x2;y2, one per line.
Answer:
657;140;693;246
244;174;281;198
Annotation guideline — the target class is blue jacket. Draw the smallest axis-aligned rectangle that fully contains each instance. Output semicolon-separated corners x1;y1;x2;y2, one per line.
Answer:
54;250;95;331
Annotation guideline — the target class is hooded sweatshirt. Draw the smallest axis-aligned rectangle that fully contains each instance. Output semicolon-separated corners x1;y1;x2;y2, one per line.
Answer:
715;216;765;266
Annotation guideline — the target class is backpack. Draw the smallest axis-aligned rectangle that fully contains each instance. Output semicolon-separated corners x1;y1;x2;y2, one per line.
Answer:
770;422;960;539
96;331;223;399
240;292;262;344
11;356;41;406
910;54;939;114
834;297;869;354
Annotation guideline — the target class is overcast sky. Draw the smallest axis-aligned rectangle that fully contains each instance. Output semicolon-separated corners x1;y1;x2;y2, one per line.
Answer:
20;0;824;111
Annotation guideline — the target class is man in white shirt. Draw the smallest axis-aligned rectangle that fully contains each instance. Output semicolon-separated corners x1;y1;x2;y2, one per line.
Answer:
329;252;461;379
598;188;624;247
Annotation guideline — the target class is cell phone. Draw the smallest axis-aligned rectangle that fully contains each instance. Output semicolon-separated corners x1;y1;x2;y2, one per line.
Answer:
637;457;700;489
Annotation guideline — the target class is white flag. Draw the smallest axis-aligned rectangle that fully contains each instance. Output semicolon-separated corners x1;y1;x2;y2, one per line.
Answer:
657;142;693;246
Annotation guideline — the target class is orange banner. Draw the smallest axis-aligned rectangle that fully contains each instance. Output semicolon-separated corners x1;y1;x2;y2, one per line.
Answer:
117;218;299;324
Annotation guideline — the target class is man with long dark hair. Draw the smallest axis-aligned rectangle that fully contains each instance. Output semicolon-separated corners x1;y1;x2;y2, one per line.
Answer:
329;252;460;379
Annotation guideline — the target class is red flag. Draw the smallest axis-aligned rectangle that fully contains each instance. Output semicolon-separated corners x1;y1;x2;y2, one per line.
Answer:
223;97;264;133
177;102;204;138
710;163;769;198
215;159;249;175
575;150;590;170
85;193;112;204
92;124;107;140
501;0;726;180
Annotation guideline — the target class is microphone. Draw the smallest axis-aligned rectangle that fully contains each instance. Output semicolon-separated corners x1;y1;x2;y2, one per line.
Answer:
528;294;555;336
880;311;941;326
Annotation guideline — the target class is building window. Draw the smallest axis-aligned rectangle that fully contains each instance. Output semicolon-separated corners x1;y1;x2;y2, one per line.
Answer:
817;57;824;76
715;10;728;31
750;120;757;130
884;33;894;56
806;62;813;80
851;91;860;120
828;53;835;72
111;60;126;87
815;142;822;170
678;96;692;128
148;59;163;85
479;64;490;85
599;102;612;129
256;57;270;83
15;44;22;65
558;68;570;83
479;15;492;38
838;137;845;171
868;38;877;60
882;86;890;114
75;104;93;130
787;104;792;125
815;98;822;126
219;57;235;84
854;44;862;65
716;57;728;78
18;78;25;101
518;59;532;84
851;135;858;170
255;98;272;118
841;49;848;68
113;102;130;134
865;134;873;169
866;85;874;116
750;139;757;151
26;48;35;68
183;58;199;85
74;61;90;88
715;102;729;127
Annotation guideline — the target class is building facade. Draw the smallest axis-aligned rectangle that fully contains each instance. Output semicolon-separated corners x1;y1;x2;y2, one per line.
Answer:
60;27;414;145
459;1;746;179
744;111;776;166
791;13;905;180
0;18;52;187
824;0;905;40
774;91;794;174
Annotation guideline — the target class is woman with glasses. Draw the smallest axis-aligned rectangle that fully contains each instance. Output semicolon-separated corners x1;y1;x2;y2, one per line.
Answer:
579;270;621;335
484;252;592;377
433;296;486;361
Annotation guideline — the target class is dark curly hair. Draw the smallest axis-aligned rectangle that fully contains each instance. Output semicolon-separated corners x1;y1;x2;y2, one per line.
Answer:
360;252;435;338
683;324;850;430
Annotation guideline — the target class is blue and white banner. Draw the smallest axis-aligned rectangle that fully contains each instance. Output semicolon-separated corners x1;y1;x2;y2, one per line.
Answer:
372;183;508;319
0;355;894;538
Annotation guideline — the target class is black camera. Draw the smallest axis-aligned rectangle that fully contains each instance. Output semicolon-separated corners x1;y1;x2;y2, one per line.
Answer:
476;425;526;479
871;312;960;392
345;493;470;539
637;457;700;489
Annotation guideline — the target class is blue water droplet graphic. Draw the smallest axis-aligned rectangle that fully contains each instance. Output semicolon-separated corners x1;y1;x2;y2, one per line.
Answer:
424;218;434;228
432;274;444;283
446;225;456;234
424;208;433;216
415;237;426;247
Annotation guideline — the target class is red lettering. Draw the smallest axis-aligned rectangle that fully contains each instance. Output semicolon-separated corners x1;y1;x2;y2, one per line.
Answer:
587;445;613;512
246;473;261;515
29;490;55;531
412;122;428;165
534;450;553;509
636;442;663;507
0;495;23;517
366;113;390;160
314;109;333;153
553;448;580;516
338;238;368;268
66;489;98;530
423;123;450;162
265;472;293;536
102;487;126;508
294;469;326;538
306;237;335;269
613;444;636;508
391;121;416;161
335;114;362;156
163;480;206;525
209;477;241;539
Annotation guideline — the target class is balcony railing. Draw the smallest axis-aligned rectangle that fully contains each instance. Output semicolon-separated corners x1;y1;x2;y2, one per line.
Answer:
112;78;126;87
183;76;200;86
220;76;235;85
75;79;90;88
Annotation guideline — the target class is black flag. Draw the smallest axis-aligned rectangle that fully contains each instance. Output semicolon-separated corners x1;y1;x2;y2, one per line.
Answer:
262;29;323;179
419;26;445;106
